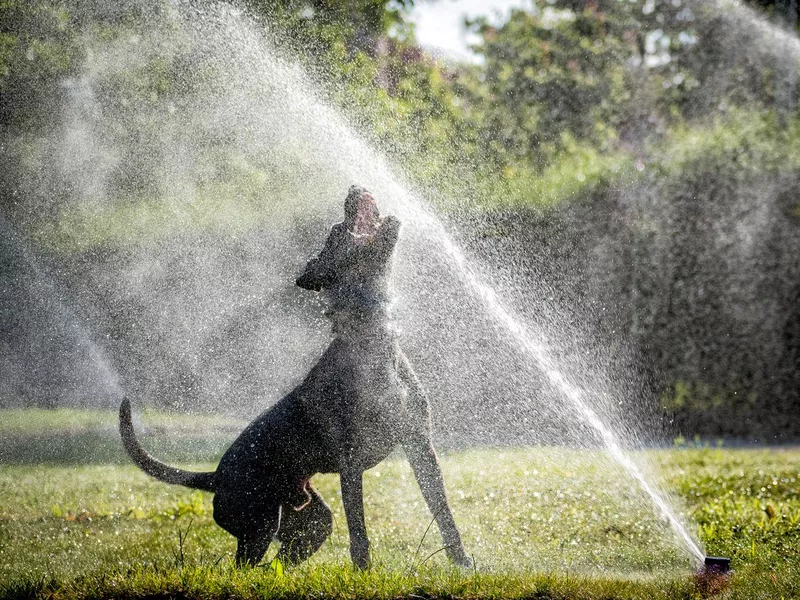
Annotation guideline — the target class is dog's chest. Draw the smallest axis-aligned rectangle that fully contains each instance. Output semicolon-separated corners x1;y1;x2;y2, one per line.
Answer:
304;351;413;468
347;359;413;439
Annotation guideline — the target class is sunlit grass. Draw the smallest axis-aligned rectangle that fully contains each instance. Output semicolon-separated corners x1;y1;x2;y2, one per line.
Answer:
2;436;799;598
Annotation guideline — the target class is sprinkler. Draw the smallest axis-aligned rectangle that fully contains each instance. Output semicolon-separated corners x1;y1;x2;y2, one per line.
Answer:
703;556;731;574
695;556;732;595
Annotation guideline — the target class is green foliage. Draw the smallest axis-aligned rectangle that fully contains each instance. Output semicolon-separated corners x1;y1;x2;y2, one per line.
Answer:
6;0;796;232
3;0;798;222
478;142;632;210
0;1;82;129
453;0;800;207
655;108;800;176
245;0;415;53
467;5;633;166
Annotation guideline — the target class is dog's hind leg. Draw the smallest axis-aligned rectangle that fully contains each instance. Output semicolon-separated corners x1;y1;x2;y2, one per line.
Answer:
227;504;280;567
277;483;333;565
236;534;273;567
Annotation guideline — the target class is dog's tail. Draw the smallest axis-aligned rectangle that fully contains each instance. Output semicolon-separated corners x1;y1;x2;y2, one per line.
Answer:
119;398;216;493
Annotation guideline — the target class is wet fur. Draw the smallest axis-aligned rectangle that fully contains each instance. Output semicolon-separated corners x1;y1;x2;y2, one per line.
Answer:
119;205;469;569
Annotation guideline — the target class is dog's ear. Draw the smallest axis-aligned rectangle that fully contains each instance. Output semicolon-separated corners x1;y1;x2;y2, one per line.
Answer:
297;224;346;291
296;268;325;291
374;216;401;254
344;186;364;224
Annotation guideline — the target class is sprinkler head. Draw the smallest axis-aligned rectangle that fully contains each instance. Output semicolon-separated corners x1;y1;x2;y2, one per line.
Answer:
695;556;732;595
703;556;731;574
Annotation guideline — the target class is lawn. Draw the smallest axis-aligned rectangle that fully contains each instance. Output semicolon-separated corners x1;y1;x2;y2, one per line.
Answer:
0;409;798;599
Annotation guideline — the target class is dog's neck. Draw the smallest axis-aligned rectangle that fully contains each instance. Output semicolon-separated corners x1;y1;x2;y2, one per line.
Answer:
326;296;395;339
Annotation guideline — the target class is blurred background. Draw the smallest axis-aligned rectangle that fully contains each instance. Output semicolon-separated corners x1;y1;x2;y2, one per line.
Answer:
1;0;798;450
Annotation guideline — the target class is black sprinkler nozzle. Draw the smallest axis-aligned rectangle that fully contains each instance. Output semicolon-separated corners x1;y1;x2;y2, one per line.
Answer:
703;556;731;574
695;556;732;595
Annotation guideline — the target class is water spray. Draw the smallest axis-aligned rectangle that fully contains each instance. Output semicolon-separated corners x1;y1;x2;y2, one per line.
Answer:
225;10;712;565
420;225;708;565
35;0;757;572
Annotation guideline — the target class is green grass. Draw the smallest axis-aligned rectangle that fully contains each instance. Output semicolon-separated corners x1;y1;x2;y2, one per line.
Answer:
1;410;799;598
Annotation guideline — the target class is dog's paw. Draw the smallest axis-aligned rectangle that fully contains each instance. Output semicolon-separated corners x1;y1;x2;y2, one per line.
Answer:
450;552;473;570
349;541;371;570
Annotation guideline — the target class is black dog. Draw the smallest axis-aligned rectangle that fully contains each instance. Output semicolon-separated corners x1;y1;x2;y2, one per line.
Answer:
120;186;470;569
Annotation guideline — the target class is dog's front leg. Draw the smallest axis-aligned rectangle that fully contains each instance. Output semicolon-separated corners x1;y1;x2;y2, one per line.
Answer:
340;465;370;569
403;435;471;568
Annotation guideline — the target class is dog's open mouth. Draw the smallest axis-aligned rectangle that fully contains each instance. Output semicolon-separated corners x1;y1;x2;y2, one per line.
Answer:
352;192;382;243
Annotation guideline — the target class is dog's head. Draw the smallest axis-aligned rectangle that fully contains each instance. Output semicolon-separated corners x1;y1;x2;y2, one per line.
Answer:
344;185;382;244
297;185;399;295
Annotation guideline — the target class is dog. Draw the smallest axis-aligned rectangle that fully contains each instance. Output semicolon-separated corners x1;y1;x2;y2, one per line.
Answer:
119;186;470;569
